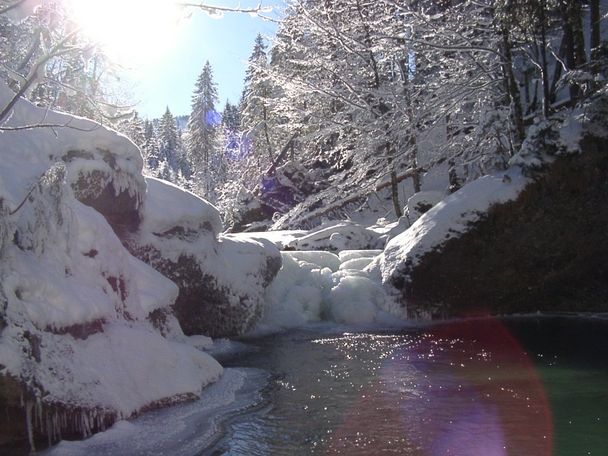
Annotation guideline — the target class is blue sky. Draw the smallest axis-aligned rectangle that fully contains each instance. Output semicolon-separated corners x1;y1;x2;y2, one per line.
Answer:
127;1;282;119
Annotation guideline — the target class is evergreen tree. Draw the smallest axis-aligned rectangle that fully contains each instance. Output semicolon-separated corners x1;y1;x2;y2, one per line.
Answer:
186;61;222;200
222;101;241;131
158;107;180;172
142;119;161;173
241;34;277;176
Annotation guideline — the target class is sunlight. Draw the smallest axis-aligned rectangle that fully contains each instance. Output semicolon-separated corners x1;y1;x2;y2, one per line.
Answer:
66;0;182;64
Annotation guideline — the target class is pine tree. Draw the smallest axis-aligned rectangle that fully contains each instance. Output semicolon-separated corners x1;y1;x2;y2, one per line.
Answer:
142;119;160;173
186;61;222;200
241;34;276;175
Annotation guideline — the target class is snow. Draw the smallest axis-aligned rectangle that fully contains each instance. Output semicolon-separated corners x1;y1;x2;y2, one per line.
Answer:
0;83;145;211
227;230;307;249
137;178;280;322
286;220;375;251
339;257;374;271
141;177;222;237
329;276;385;324
405;190;444;223
338;249;383;262
41;368;267;456
368;168;530;286
287;250;342;272
0;82;225;441
255;249;397;332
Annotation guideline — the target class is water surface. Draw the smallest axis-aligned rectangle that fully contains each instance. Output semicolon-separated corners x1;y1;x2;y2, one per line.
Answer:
209;317;608;455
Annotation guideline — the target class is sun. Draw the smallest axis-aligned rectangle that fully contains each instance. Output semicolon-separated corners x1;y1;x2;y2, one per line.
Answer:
66;0;182;64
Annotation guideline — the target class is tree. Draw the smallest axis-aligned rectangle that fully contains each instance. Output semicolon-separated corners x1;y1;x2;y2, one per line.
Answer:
241;33;277;173
142;119;160;173
0;1;128;127
186;60;223;200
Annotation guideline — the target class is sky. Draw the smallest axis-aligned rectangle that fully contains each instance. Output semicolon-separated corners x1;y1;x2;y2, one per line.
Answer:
122;1;282;119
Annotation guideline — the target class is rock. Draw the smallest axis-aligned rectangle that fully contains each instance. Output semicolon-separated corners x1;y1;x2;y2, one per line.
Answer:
64;149;145;234
127;177;282;337
389;142;608;317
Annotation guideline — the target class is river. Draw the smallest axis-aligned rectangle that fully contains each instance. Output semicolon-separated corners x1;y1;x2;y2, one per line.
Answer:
46;316;608;456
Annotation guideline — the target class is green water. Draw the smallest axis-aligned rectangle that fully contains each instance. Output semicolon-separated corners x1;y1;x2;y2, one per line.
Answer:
208;317;608;455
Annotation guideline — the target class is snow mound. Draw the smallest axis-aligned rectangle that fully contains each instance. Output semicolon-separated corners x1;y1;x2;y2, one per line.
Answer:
255;249;400;332
142;177;222;237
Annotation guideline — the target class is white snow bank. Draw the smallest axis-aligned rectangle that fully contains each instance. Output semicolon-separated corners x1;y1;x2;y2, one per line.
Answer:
339;257;374;271
0;322;221;418
3;192;177;330
141;177;222;237
286;220;375;251
368;169;530;285
338;250;383;262
286;250;341;272
228;230;307;249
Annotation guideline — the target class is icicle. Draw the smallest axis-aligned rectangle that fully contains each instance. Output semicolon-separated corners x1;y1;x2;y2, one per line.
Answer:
25;399;35;452
35;397;42;431
46;412;52;447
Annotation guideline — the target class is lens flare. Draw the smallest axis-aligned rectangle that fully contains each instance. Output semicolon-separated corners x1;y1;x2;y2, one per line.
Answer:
330;319;553;455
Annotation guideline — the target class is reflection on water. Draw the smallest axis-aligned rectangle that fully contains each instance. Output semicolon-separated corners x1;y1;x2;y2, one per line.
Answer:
208;317;608;456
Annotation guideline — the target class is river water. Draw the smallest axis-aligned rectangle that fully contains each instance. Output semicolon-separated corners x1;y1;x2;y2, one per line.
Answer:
207;316;608;456
44;316;608;456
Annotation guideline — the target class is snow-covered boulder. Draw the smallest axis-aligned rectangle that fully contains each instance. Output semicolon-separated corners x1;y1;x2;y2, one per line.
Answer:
405;191;444;223
0;83;146;236
287;220;376;251
126;177;282;338
0;85;222;451
367;169;529;317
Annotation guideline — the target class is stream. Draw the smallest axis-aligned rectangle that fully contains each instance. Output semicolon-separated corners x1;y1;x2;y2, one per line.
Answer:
207;316;608;455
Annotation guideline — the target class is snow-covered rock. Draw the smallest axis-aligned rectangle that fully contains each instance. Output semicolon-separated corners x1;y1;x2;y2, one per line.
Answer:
286;220;376;251
0;83;146;235
367;168;530;314
126;177;282;338
0;84;221;450
405;191;444;223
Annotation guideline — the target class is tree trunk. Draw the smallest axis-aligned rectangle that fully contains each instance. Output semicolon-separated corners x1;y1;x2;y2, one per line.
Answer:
561;0;587;103
590;0;601;69
538;2;551;118
501;27;525;152
262;105;274;163
385;142;402;218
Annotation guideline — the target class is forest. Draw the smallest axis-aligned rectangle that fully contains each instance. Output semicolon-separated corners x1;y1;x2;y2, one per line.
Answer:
3;0;605;232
